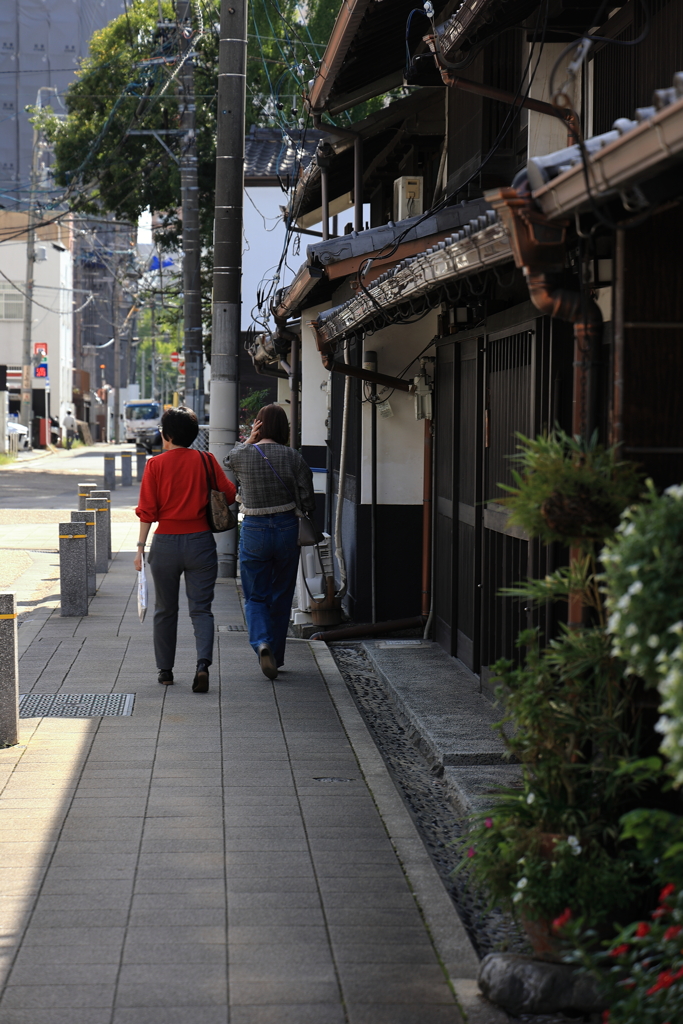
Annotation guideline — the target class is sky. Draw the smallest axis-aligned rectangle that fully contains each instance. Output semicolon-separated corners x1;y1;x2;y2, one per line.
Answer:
138;189;367;331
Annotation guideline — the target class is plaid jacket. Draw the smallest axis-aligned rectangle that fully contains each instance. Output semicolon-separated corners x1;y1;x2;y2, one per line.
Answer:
225;442;316;516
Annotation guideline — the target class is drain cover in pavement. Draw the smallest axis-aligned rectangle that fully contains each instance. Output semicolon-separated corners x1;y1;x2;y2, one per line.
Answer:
313;777;355;783
217;624;247;632
19;693;135;718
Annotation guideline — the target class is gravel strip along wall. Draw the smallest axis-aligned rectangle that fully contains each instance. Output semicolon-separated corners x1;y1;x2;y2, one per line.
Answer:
329;643;528;959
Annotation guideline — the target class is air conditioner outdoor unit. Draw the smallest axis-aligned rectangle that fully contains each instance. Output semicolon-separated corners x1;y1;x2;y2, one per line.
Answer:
292;533;334;623
393;176;423;221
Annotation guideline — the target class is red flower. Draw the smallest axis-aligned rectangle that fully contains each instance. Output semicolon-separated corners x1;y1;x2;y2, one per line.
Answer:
659;883;676;903
601;1012;610;1023
609;944;630;958
551;908;572;932
664;925;682;941
467;846;475;858
646;970;675;995
484;817;493;828
635;922;651;937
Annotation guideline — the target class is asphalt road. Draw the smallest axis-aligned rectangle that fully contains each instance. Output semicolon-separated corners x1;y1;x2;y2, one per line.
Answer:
0;447;141;509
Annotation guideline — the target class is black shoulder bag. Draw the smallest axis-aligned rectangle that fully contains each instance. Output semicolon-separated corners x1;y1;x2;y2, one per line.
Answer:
253;444;322;546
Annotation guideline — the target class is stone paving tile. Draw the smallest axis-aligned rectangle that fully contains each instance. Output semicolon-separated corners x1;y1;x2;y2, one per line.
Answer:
0;564;466;1023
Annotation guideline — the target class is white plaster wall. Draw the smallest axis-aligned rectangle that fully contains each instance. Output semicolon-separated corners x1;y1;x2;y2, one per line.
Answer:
301;302;332;448
527;44;581;159
0;238;26;366
359;312;438;505
0;234;73;420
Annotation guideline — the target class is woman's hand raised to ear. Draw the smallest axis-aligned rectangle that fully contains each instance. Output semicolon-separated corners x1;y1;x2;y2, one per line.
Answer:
246;419;262;445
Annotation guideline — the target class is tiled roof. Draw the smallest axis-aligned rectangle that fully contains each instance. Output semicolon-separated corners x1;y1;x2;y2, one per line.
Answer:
244;127;323;187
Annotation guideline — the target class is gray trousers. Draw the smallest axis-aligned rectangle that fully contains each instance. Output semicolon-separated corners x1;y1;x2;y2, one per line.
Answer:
148;531;217;670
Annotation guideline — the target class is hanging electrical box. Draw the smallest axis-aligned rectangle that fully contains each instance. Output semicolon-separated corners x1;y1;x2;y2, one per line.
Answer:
414;362;433;421
393;176;423;221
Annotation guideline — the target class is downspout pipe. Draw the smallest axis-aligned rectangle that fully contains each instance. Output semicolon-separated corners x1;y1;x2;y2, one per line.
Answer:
524;271;602;442
486;183;603;632
312;113;363;234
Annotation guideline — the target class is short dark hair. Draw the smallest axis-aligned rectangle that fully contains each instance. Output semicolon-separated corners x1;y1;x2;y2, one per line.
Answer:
257;404;289;446
160;406;199;447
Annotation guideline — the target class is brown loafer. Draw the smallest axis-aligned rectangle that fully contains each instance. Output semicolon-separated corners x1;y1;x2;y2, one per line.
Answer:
258;644;278;680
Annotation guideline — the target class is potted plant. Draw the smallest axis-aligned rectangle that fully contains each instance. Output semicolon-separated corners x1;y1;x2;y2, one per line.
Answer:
457;431;652;953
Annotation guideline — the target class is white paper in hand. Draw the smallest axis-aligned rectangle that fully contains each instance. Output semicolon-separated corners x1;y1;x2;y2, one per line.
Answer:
137;559;148;623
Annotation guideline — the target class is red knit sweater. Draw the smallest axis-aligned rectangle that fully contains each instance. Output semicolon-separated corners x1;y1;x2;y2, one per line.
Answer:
136;447;237;534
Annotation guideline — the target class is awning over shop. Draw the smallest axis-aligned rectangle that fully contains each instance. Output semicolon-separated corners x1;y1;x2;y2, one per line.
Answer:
312;214;512;345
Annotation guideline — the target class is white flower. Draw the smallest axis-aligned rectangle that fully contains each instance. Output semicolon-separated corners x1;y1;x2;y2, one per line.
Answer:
517;857;526;865
512;890;523;903
655;715;670;735
567;836;582;856
668;621;683;636
567;835;580;847
625;623;638;638
526;792;536;805
607;612;621;633
665;484;683;500
648;634;660;649
617;594;631;610
622;523;636;537
516;877;528;889
628;580;643;596
626;564;641;576
631;643;641;657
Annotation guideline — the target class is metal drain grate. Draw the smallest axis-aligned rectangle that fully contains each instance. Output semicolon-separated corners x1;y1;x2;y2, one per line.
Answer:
217;624;247;632
313;776;355;783
19;693;135;718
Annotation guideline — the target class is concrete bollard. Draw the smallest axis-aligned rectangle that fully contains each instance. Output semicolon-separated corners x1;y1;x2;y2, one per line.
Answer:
59;523;89;617
103;453;116;490
71;511;96;596
90;490;112;559
121;450;133;487
0;593;19;747
78;482;98;511
136;452;147;481
86;498;109;573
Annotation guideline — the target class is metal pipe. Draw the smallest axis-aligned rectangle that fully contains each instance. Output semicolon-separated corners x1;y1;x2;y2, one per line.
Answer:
363;350;378;624
310;615;425;643
421;418;433;619
321;356;415;393
423;411;437;640
612;229;625;448
290;332;299;449
312;114;363;235
524;271;602;440
321;165;330;241
334;346;351;601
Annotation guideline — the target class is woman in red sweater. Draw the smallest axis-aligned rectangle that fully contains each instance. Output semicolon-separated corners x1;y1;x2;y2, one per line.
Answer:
134;407;236;692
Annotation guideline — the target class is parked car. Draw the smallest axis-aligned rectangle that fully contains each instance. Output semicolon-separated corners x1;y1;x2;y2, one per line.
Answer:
6;422;29;451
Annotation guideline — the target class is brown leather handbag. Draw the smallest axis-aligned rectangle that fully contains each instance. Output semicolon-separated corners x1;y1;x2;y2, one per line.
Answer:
200;451;237;532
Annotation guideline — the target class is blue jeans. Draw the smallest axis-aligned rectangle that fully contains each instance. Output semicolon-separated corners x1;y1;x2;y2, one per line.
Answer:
239;512;299;667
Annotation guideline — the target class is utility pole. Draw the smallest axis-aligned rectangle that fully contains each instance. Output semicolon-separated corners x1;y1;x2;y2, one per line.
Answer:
21;87;58;433
176;0;204;420
210;0;246;578
112;271;121;442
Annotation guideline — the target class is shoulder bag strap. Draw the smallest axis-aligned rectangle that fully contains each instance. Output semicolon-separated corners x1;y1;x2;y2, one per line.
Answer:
199;450;213;500
252;444;297;505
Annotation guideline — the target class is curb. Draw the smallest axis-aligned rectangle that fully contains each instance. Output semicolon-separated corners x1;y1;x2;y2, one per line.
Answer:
309;640;510;1024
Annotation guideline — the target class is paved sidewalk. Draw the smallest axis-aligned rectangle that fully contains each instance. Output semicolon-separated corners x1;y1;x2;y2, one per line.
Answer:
0;550;485;1024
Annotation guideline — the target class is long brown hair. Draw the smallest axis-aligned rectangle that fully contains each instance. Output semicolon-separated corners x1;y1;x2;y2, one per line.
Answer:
256;404;290;446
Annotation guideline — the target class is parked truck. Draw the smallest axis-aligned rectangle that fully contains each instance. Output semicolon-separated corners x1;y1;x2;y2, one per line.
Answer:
123;400;161;450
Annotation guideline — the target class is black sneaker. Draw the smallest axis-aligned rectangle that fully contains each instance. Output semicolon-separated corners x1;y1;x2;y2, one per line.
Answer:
158;670;174;685
192;660;210;693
